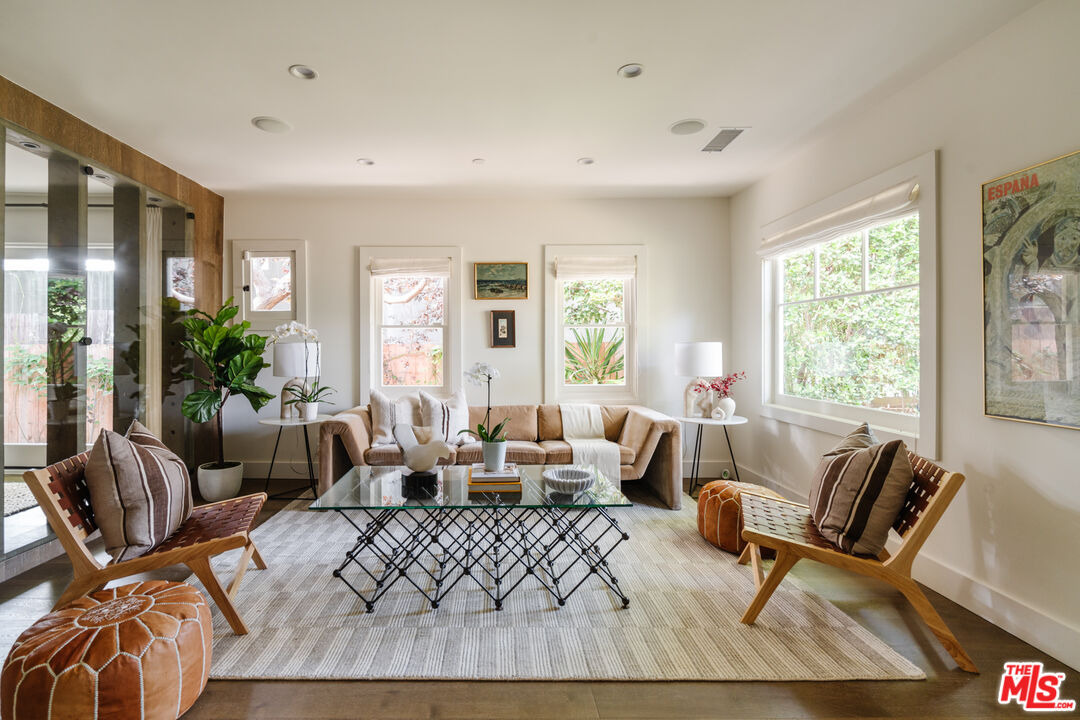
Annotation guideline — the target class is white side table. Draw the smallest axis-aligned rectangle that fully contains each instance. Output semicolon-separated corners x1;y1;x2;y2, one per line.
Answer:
678;415;748;497
259;414;335;500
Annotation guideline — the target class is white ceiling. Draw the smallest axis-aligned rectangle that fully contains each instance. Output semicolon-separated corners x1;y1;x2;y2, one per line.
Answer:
0;0;1038;197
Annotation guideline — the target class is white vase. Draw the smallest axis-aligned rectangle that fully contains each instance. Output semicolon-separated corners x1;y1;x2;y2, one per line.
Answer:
197;461;243;502
301;401;319;421
483;441;507;472
712;396;737;421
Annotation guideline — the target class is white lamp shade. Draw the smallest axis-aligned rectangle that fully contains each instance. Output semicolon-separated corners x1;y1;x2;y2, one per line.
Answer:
674;341;724;377
273;341;321;378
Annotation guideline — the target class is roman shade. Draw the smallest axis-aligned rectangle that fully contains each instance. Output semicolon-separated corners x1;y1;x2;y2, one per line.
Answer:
368;257;451;277
554;255;637;279
758;179;920;259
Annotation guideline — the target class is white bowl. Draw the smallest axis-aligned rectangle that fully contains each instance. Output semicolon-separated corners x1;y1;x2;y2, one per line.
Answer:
543;467;595;495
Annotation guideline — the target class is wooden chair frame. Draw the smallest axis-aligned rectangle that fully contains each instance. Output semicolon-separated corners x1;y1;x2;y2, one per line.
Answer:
737;453;978;673
23;453;267;635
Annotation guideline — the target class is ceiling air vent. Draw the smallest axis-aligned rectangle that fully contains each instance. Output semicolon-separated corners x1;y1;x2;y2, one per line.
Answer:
702;128;744;152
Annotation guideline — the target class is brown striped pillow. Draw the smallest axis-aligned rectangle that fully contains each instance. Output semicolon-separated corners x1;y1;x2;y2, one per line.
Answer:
419;390;472;444
85;420;194;561
808;424;913;556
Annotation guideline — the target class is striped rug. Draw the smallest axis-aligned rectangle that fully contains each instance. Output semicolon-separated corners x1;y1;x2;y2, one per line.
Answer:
201;493;924;681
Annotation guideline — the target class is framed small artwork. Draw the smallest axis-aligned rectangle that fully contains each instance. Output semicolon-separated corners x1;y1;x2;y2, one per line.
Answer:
982;147;1080;430
475;262;528;300
490;310;516;348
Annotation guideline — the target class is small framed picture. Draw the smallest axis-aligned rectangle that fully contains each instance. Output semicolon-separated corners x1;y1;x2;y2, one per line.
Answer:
490;310;515;348
474;262;528;299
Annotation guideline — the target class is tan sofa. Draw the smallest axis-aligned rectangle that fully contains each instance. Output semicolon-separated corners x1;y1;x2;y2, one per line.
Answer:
318;403;683;510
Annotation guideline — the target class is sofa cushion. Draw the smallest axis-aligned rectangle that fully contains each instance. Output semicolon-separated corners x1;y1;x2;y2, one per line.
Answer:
537;405;629;442
538;439;635;465
420;390;472;444
85;421;194;561
456;441;545;465
467;405;538;441
364;444;457;466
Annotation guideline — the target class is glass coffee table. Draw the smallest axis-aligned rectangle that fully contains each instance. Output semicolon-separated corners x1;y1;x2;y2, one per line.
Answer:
310;464;633;613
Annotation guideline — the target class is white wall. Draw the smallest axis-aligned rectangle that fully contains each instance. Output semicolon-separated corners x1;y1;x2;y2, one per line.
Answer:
729;0;1080;669
222;195;730;479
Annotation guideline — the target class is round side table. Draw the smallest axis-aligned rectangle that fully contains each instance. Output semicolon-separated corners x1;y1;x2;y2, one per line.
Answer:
678;415;748;498
259;414;334;500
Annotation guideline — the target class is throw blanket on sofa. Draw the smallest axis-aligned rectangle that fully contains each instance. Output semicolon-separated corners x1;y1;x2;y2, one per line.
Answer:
560;404;621;490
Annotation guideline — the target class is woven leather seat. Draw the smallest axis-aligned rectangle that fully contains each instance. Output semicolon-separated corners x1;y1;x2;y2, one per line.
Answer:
23;453;267;635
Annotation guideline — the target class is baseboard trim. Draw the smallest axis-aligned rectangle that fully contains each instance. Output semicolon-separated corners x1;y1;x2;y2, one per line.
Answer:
680;460;733;479
238;459;318;480
737;463;1080;671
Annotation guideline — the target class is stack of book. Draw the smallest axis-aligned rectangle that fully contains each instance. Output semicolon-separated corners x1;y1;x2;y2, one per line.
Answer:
467;463;521;494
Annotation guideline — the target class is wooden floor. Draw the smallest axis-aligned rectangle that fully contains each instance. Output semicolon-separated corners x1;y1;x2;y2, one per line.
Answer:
0;478;1073;719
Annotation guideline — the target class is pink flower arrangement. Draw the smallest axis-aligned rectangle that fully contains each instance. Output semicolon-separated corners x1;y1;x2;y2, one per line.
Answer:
693;371;746;398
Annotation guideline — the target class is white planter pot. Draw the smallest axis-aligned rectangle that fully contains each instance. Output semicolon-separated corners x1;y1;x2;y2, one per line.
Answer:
197;461;243;502
482;441;507;472
300;402;319;422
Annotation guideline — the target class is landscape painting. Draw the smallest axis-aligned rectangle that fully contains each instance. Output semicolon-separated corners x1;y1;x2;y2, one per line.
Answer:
982;148;1080;429
475;262;528;299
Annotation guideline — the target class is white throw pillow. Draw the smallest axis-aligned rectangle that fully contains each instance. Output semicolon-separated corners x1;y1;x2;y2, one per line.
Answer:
420;390;472;444
369;390;422;446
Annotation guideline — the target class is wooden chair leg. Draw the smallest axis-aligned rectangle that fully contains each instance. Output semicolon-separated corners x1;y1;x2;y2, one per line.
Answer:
226;544;256;600
53;575;107;610
737;544;753;565
741;550;799;625
749;544;765;590
250;540;268;570
187;557;249;635
894;577;978;674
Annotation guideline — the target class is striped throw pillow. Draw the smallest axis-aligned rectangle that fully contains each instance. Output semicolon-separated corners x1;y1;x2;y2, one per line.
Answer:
419;390;472;444
808;424;913;556
85;420;194;561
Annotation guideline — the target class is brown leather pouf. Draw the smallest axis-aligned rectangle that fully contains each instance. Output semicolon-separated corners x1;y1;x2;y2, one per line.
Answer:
2;580;211;720
697;479;785;556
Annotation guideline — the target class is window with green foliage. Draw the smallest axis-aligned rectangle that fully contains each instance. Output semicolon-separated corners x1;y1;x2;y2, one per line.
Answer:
562;279;627;386
778;214;920;416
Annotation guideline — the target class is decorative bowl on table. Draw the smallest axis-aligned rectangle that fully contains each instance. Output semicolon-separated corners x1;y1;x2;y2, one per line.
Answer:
543;467;595;495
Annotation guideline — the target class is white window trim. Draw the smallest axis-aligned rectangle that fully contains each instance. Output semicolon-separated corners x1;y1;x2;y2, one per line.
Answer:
543;244;646;404
759;151;939;457
357;246;462;402
230;239;307;331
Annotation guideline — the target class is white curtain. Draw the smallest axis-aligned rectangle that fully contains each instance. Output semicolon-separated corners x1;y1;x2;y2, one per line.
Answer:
369;256;451;278
758;179;920;259
554;255;637;279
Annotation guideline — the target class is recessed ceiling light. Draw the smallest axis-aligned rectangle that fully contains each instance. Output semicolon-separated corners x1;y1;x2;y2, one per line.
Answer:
472;158;485;165
577;157;595;165
670;119;706;135
19;141;42;150
288;64;318;80
93;173;109;181
251;116;292;133
617;63;644;78
356;158;374;166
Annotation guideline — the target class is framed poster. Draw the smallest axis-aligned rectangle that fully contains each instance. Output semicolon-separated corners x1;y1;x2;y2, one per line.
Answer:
983;148;1080;429
474;262;528;299
490;310;515;348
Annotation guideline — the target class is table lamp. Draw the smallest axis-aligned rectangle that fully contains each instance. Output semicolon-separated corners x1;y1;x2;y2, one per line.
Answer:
273;341;321;419
674;341;724;418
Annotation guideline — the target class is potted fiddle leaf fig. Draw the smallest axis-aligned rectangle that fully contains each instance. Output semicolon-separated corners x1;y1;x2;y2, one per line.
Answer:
180;297;274;501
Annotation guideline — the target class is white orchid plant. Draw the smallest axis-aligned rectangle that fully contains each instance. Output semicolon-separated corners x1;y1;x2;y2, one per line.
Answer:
462;362;508;443
269;321;335;406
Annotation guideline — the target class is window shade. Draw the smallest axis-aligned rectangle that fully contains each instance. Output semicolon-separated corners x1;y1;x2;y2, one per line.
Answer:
758;179;920;259
369;257;451;278
554;255;637;279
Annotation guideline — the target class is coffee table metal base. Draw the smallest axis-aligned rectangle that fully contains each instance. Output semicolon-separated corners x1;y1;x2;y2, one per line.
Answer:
331;505;630;612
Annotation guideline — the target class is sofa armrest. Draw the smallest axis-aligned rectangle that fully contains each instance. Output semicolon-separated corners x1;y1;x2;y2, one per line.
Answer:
618;405;682;510
318;408;372;496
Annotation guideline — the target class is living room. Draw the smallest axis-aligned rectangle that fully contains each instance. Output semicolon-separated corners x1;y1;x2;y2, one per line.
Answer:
1;1;1078;718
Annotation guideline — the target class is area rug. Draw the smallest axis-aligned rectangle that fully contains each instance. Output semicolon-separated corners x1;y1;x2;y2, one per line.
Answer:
198;495;924;681
3;480;38;517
